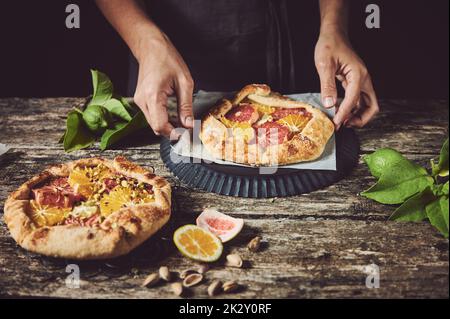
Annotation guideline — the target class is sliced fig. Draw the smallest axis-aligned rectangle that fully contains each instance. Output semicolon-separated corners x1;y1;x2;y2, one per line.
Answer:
196;209;244;243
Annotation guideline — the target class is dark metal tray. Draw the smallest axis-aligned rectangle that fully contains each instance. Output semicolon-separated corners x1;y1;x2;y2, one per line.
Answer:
160;128;359;198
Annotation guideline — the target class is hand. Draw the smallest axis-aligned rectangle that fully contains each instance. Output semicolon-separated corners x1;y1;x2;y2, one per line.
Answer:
134;33;194;138
314;30;379;129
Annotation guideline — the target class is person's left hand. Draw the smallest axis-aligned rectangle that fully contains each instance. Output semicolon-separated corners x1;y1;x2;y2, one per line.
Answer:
314;30;379;130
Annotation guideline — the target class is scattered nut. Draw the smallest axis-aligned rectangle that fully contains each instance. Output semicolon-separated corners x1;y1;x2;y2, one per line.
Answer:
183;273;203;287
247;236;262;252
198;264;209;274
225;254;243;268
222;281;239;293
179;269;198;279
141;273;159;287
207;279;222;297
159;266;171;282
171;282;183;296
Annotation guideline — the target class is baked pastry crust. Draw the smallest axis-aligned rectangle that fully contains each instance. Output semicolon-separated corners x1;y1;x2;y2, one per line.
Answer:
199;84;335;166
4;156;171;260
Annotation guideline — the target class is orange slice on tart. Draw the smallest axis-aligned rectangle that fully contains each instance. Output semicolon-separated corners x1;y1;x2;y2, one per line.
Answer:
29;200;70;227
277;114;311;132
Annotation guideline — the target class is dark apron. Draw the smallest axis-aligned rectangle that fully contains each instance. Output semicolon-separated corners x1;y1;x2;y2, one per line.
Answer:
128;0;295;95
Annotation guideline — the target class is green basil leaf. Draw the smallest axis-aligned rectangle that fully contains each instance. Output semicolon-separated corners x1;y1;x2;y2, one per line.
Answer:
63;110;96;153
432;138;449;177
103;98;132;122
363;148;408;179
425;197;449;238
90;69;113;106
362;160;434;204
389;187;436;222
82;104;112;133
100;111;148;150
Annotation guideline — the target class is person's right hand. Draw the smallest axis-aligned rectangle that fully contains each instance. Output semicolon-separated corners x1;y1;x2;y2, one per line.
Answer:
133;33;194;139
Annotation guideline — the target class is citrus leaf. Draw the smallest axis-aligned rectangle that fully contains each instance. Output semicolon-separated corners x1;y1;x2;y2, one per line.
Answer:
116;95;137;114
103;98;132;122
442;181;449;196
82;104;112;133
63;110;96;153
100;122;128;151
389;187;436;222
432;138;449;177
363;148;408;179
431;182;449;197
100;111;148;150
425;197;449;238
362;160;434;204
441;196;449;230
90;69;113;106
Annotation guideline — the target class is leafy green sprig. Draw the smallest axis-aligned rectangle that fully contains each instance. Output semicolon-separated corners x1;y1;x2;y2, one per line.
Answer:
362;138;449;237
60;70;148;152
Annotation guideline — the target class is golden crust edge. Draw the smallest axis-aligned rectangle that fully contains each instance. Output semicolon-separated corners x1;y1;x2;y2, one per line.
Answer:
3;156;171;260
199;85;335;166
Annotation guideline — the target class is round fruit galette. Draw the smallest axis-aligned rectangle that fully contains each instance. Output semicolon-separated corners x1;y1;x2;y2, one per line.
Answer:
199;84;335;166
4;156;171;260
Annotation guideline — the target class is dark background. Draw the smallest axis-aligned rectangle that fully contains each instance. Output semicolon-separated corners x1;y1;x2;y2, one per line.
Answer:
0;0;448;98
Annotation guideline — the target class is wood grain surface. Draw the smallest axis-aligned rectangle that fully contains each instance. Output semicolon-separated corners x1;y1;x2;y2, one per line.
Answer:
0;97;448;299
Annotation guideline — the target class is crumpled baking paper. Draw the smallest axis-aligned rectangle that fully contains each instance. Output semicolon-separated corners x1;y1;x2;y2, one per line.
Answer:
172;91;336;170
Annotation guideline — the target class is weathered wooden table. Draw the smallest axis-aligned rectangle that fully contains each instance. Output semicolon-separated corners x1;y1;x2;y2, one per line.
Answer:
0;98;448;299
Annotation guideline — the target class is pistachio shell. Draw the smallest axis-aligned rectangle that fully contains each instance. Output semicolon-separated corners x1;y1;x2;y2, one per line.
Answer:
159;266;171;282
247;236;262;252
171;282;183;296
182;273;203;287
225;254;243;268
222;281;239;293
207;280;222;297
179;269;197;279
141;273;159;287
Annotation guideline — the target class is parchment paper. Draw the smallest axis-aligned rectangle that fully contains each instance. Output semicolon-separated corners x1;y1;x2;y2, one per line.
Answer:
172;91;336;170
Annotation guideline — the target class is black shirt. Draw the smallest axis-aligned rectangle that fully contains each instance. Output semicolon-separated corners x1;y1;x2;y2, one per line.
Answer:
128;0;294;93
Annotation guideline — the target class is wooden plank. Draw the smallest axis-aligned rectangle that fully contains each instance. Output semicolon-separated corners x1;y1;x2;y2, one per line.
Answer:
0;98;448;154
0;218;447;298
0;97;448;299
0;148;441;220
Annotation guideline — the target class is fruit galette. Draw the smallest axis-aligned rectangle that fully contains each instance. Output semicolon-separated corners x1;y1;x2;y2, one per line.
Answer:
4;156;171;260
199;84;334;166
